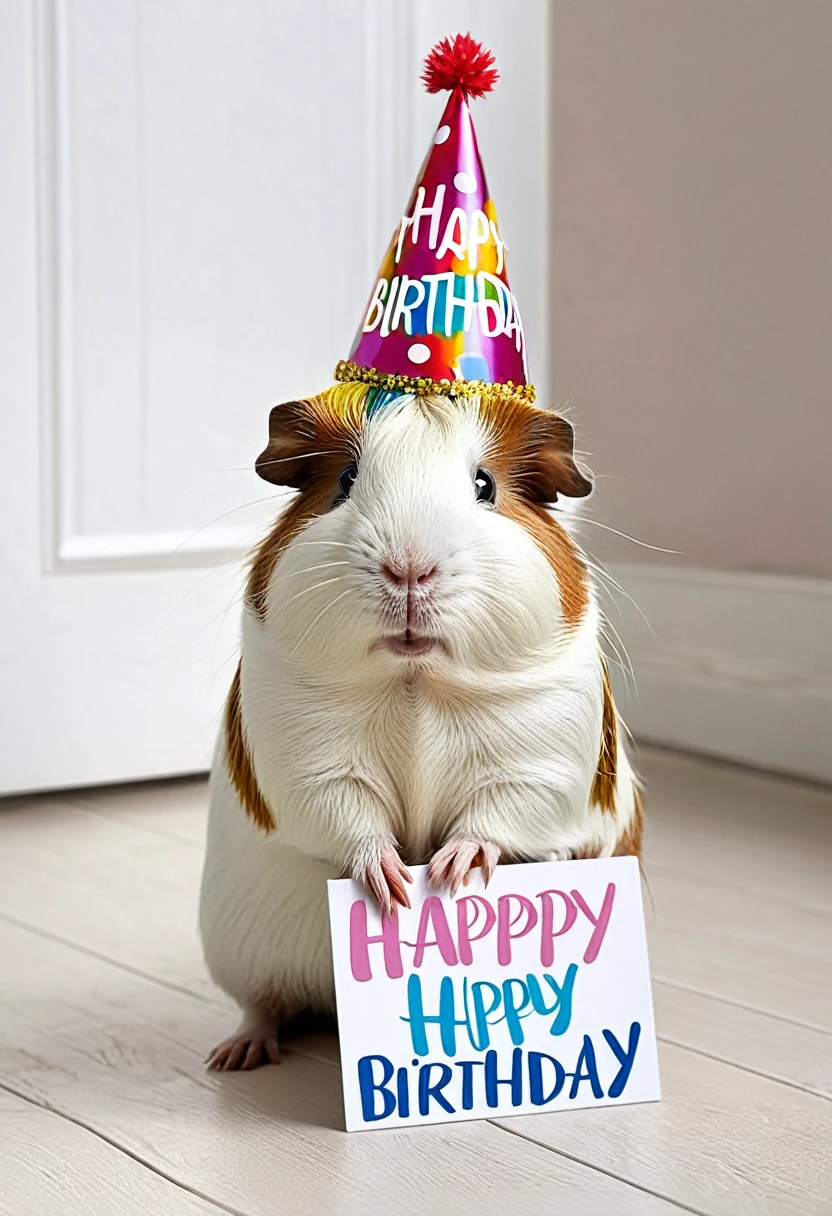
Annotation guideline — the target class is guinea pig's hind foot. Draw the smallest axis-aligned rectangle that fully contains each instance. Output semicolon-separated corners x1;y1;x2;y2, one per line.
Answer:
205;1010;281;1072
427;839;501;896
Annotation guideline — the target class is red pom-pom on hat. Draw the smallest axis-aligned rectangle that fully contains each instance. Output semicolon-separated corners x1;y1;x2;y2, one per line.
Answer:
421;32;498;99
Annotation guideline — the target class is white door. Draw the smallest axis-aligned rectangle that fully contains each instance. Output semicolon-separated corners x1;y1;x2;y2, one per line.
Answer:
0;0;547;794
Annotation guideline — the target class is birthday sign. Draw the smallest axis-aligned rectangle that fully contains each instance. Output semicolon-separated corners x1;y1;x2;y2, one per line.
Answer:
327;856;661;1131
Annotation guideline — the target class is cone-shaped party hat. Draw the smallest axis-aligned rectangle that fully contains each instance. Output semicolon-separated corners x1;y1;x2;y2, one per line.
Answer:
335;33;533;403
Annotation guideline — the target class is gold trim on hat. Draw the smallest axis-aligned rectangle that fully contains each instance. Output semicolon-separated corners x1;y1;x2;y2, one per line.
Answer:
334;359;536;403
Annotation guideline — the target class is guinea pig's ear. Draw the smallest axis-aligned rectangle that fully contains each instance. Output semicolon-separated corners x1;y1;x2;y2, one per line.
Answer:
255;400;317;488
525;413;594;502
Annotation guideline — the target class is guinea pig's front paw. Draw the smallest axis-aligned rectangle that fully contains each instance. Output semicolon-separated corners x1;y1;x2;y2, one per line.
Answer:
427;838;501;897
353;840;413;916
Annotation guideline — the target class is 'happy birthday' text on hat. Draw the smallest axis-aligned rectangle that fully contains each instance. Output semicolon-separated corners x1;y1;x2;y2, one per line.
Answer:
335;33;533;402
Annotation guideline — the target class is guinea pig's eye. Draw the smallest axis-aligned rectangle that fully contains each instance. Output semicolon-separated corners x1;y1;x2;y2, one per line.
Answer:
473;467;497;505
338;464;358;499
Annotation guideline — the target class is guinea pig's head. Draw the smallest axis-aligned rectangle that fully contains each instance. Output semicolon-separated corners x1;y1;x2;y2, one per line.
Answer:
248;384;593;677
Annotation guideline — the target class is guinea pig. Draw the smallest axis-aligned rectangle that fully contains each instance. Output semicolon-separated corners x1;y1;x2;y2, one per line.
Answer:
199;383;643;1070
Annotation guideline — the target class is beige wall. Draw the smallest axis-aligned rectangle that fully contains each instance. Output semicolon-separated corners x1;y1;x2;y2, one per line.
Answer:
548;1;832;577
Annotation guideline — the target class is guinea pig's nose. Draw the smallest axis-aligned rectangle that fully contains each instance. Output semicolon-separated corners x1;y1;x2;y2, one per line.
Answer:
414;564;438;586
381;558;438;589
380;560;405;587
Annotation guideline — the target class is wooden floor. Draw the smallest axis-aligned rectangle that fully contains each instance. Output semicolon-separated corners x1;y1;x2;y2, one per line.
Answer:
0;748;830;1215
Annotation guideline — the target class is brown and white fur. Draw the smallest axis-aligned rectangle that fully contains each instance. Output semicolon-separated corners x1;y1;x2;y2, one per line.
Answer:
199;386;643;1070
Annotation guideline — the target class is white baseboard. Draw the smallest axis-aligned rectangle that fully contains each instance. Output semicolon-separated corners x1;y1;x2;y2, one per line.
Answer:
602;562;832;785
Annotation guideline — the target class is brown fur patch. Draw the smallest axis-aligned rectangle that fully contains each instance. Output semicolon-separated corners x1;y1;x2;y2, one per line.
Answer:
478;394;593;502
255;383;368;489
225;661;274;833
569;841;605;860
247;384;367;618
478;396;592;628
500;498;590;626
591;659;618;814
614;786;644;858
571;788;644;861
246;483;340;618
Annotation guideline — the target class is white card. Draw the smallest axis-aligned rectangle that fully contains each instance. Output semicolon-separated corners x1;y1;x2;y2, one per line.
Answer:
327;855;661;1131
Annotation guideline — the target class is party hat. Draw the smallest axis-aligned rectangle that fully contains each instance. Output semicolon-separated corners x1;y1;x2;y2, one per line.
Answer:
335;33;533;403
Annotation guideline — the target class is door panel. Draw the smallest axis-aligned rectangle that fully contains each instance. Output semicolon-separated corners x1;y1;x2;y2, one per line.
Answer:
0;0;546;793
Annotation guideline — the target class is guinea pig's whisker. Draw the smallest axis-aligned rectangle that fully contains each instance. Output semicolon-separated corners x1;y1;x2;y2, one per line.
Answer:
279;575;350;611
252;449;340;470
600;622;636;687
153;551;247;642
582;557;629;618
182;594;250;651
580;551;657;641
601;651;637;700
577;516;681;555
603;649;635;690
211;449;340;472
576;554;641;687
281;587;360;670
187;571;323;649
582;555;624;599
169;494;286;557
206;644;242;699
289;540;353;550
592;563;629;598
274;561;350;583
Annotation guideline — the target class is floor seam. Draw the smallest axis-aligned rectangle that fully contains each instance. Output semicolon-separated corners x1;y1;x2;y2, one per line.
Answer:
652;975;832;1037
0;1077;251;1216
644;860;832;917
641;741;832;795
656;1034;831;1102
0;910;215;1007
486;1119;708;1214
64;795;205;848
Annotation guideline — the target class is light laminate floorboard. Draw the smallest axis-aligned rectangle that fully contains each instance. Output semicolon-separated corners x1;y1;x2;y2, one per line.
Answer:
641;749;832;910
652;981;832;1099
0;1088;220;1216
0;747;830;1214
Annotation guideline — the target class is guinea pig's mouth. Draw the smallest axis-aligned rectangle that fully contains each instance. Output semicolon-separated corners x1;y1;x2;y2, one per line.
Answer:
375;630;438;657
